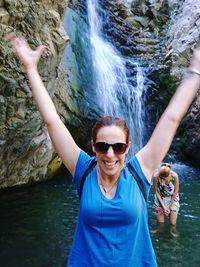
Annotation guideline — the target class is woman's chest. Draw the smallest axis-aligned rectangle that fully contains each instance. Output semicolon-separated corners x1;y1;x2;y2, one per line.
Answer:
80;175;145;227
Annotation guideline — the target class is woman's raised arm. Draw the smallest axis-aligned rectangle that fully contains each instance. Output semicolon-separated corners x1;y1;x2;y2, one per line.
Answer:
137;47;200;182
7;33;80;176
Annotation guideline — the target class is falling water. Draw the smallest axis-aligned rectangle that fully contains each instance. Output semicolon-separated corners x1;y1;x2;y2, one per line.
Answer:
87;0;147;152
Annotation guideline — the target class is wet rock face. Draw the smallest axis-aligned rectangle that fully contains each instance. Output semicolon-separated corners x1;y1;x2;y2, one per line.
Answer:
99;0;169;59
168;0;200;79
181;95;200;165
0;0;68;188
168;0;200;164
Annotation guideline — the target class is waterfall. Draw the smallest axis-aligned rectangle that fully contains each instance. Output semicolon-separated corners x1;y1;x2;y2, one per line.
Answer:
87;0;147;152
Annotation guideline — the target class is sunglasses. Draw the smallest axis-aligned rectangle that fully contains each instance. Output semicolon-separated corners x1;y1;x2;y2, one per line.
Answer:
94;142;128;154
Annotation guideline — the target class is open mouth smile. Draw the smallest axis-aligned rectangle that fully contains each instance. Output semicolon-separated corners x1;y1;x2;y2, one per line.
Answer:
103;160;118;167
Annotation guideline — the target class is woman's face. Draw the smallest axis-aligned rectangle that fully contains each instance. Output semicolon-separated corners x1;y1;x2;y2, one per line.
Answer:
92;125;130;179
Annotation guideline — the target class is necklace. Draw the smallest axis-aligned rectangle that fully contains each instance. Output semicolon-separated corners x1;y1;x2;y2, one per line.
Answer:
98;171;120;194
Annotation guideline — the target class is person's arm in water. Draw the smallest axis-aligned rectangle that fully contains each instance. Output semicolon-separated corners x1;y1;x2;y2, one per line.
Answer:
170;171;179;203
153;174;170;215
6;33;80;176
137;48;200;182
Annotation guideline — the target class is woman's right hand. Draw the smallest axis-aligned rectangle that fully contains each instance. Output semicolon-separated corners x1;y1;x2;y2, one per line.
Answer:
6;32;46;71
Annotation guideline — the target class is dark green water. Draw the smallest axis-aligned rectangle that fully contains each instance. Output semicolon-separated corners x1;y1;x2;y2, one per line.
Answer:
0;163;200;267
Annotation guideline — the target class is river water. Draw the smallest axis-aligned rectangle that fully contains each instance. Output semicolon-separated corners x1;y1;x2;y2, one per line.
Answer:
0;163;200;267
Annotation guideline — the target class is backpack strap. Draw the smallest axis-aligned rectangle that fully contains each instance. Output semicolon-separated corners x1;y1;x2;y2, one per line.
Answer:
79;158;97;199
127;162;147;203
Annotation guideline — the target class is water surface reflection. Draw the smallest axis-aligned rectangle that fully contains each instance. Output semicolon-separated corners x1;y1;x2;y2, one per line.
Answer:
0;164;200;267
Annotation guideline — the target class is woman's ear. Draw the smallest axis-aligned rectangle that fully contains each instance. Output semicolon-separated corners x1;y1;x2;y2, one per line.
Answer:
125;141;131;154
91;140;96;153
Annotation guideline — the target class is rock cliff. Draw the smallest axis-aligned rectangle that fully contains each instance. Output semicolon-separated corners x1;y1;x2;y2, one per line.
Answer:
0;0;68;187
168;0;200;164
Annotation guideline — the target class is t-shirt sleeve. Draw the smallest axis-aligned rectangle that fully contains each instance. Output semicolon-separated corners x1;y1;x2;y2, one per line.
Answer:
129;155;151;199
73;149;96;195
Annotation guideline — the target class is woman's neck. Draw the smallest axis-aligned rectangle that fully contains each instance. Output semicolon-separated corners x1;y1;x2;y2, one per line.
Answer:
97;169;121;199
98;168;121;183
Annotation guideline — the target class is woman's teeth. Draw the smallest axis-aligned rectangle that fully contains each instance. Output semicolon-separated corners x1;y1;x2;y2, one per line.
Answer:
104;161;117;166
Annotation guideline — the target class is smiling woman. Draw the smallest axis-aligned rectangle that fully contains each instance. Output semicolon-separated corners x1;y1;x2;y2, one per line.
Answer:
6;32;200;267
70;119;155;266
92;119;130;186
92;122;130;198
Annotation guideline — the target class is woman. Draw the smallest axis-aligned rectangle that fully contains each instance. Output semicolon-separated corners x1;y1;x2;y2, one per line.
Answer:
153;163;180;226
6;33;200;266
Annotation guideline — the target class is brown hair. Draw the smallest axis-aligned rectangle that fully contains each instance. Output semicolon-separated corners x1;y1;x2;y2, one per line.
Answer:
92;116;130;143
159;165;170;178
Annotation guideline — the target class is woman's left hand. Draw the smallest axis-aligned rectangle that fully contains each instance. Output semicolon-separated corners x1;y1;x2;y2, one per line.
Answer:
164;208;170;216
6;32;46;71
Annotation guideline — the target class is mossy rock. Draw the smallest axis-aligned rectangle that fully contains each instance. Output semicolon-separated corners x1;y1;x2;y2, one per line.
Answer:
47;154;63;179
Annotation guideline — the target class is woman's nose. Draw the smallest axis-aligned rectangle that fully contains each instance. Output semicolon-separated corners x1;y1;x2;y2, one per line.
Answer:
106;145;115;157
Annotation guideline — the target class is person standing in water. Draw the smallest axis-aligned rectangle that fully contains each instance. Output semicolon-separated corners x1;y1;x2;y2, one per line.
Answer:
153;163;180;224
6;32;200;266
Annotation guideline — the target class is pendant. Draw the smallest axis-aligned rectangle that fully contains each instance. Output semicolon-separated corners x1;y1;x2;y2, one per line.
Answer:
101;184;107;193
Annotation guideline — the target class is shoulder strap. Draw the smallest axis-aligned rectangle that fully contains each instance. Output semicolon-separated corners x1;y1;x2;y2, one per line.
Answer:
127;162;147;203
79;158;97;199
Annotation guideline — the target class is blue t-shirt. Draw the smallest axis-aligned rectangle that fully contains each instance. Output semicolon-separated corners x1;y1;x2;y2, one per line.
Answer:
67;150;157;267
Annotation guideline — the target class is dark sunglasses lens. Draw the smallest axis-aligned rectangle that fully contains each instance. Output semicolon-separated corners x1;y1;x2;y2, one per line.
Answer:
94;142;109;153
113;143;127;154
94;142;127;154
